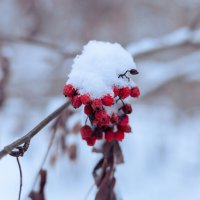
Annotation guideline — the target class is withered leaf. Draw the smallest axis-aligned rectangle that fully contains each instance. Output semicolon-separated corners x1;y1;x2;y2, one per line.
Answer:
68;144;77;160
113;142;124;164
29;169;47;200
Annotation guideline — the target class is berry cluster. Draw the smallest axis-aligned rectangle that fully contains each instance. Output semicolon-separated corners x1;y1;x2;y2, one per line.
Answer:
63;83;140;146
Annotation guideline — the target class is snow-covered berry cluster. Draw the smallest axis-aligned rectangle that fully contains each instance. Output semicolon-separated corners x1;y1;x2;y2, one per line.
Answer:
63;41;140;146
64;84;140;145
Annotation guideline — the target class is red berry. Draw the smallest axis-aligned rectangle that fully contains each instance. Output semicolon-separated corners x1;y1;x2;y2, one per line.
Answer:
84;104;93;115
105;130;115;142
119;115;129;126
115;131;124;141
63;84;76;97
100;115;110;126
94;114;110;127
118;87;130;99
95;110;107;121
113;86;119;97
122;104;132;114
80;94;91;104
86;136;96;146
118;125;132;133
93;119;99;125
91;99;103;110
71;96;82;108
80;125;92;139
130;86;140;98
110;113;119;123
102;94;114;106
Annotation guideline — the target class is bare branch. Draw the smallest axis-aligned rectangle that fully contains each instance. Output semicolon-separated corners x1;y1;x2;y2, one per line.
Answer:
0;101;70;160
127;27;200;57
0;36;79;59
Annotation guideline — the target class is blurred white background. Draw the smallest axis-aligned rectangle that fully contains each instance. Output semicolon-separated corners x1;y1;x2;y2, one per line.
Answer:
0;0;200;199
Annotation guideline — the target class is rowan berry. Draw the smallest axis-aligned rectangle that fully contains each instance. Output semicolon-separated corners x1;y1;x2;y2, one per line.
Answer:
130;86;140;98
84;104;93;115
91;99;103;110
122;104;132;114
63;84;76;97
80;125;92;139
105;130;115;142
102;95;114;106
118;87;130;99
115;131;124;141
80;94;91;104
72;96;82;108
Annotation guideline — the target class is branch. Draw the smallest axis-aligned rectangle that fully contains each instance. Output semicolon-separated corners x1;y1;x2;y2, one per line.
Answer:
1;26;200;60
0;36;79;59
127;27;200;56
0;101;70;160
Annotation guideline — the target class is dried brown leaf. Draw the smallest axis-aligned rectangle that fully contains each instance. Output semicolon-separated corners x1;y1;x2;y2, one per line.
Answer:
29;169;47;200
113;142;124;164
68;144;77;160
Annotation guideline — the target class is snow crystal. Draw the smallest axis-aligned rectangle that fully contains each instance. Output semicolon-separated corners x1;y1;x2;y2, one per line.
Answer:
67;41;137;98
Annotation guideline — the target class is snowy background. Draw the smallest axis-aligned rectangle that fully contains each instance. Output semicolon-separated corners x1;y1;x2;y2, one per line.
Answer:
0;0;200;199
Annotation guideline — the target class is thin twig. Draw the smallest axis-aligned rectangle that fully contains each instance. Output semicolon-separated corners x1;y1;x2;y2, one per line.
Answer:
83;183;95;200
16;157;22;200
0;101;70;160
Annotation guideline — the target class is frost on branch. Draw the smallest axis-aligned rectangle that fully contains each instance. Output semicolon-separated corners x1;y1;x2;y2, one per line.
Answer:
63;41;140;146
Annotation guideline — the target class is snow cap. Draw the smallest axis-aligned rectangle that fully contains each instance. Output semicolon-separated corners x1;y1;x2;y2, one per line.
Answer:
67;41;137;98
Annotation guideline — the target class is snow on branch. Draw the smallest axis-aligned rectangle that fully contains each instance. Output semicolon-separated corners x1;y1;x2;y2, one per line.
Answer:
140;50;200;97
1;26;200;60
126;27;200;56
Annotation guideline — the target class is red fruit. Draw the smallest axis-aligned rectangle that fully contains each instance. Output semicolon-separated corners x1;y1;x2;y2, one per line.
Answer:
111;113;119;123
63;84;76;97
100;115;110;126
71;96;82;108
95;110;107;121
102;95;114;106
91;99;103;110
93;115;110;128
113;86;119;97
115;131;124;141
80;125;92;139
105;130;115;142
86;136;96;146
118;87;130;99
119;115;129;126
122;104;132;114
84;104;93;115
95;115;110;127
93;119;99;125
130;86;140;98
118;125;132;133
80;94;91;104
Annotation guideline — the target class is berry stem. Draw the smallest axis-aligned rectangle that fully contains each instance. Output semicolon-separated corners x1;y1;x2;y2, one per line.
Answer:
118;70;130;81
85;117;89;124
